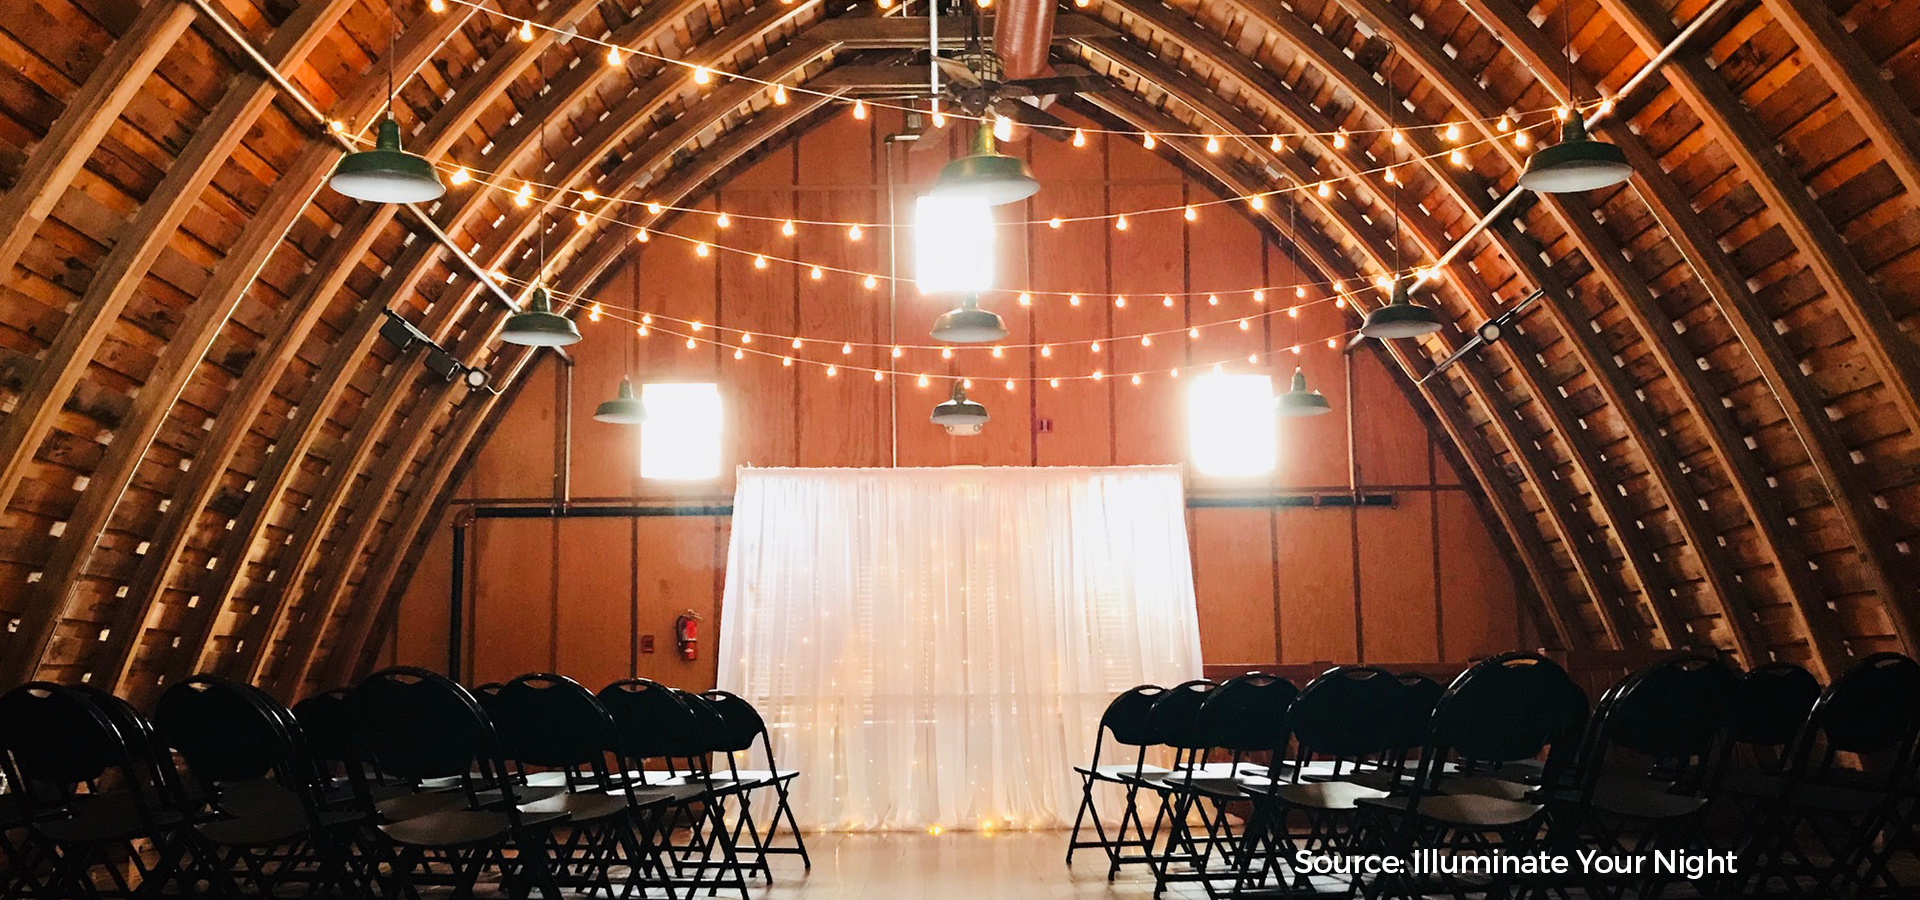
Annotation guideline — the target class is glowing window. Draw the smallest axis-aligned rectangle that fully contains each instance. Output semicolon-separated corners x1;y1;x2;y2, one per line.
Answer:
640;382;722;480
914;195;996;295
1188;373;1277;476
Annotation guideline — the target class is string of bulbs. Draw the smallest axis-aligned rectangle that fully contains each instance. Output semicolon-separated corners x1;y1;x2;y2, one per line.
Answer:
420;0;1603;146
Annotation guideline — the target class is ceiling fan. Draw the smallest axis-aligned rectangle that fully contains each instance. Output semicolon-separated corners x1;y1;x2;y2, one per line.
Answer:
1418;287;1547;383
914;10;1107;139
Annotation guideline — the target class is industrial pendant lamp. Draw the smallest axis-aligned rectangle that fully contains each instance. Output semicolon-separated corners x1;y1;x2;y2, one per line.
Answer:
931;382;989;435
1519;0;1630;194
501;284;582;346
1275;367;1332;417
593;377;647;424
1518;113;1631;193
931;122;1039;206
1361;280;1442;339
930;293;1008;343
329;3;444;203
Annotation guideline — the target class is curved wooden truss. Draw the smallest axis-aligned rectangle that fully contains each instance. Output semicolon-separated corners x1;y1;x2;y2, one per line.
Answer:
2;0;1918;697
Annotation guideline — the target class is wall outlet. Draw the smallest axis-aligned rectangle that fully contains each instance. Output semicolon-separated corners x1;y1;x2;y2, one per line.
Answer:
640;634;655;654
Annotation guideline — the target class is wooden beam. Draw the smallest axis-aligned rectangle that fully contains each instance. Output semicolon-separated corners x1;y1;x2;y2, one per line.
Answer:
1760;0;1920;206
1080;34;1639;647
1080;87;1588;647
274;83;835;697
319;98;836;690
1228;0;1758;660
806;15;1114;48
0;0;356;686
133;0;747;692
0;0;195;283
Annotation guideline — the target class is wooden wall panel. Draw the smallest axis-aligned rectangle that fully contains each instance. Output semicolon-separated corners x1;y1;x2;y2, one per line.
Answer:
384;120;1528;685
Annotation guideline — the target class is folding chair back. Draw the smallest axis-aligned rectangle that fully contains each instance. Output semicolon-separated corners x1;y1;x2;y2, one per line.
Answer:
1728;662;1820;751
1579;655;1738;797
348;667;517;799
1390;673;1444;752
697;690;765;759
598;678;705;766
1790;652;1920;786
1424;652;1588;789
155;676;288;788
1289;666;1401;766
1146;680;1219;754
493;673;620;773
1193;673;1295;757
0;683;138;811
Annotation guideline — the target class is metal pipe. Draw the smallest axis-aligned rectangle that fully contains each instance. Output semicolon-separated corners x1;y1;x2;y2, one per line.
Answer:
1416;0;1741;284
994;0;1058;80
884;136;903;468
181;0;566;342
448;521;466;678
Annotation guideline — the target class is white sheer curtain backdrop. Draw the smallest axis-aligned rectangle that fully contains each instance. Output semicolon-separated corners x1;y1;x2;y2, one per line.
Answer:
716;466;1203;832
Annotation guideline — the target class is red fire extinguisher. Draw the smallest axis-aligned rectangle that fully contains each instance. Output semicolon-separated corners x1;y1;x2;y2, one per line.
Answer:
674;611;700;661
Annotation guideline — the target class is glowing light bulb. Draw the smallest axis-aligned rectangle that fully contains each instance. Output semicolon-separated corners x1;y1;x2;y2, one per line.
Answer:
1129;374;1141;386
1239;318;1251;331
695;242;710;257
428;0;444;11
1018;292;1032;306
1451;149;1467;167
993;114;1013;142
734;348;745;360
1206;294;1219;306
782;219;796;237
518;20;534;41
450;167;470;185
754;255;768;269
647;202;663;215
635;229;649;243
716;212;731;228
1049;377;1060;388
691;321;704;332
1598;96;1616;115
1114;295;1127;308
783;356;794;367
1253;290;1265;303
1249;195;1265;210
1390;129;1405;145
606;46;623;65
1384;168;1398;184
1091;341;1102;353
1317;182;1332;198
587;303;603;322
1184;205;1197;222
1068;294;1081;306
1189;327;1200;339
638;325;649;336
1072;128;1087;147
1048;217;1063;229
1444;122;1461;142
743;333;754;343
1142;133;1156;150
1497;114;1512;132
1332;130;1348;149
1327;337;1338;348
685;337;697;349
931;112;947;129
515;183;533;206
692;66;712;85
773;84;789;105
1514;130;1530;148
1288;306;1299;318
1040;344;1052;357
1140;335;1151;347
810;265;824;280
853;99;868;120
1005;378;1015;390
1205;135;1221;154
891;346;903;358
1092;369;1103;380
1170;368;1180;378
792;337;803;349
848;224;863;241
864;274;878;290
918;374;931;387
827;365;837;377
941;348;953;359
643;314;652;325
575;211;589;226
1296;286;1307;299
1163;295;1174;307
1269;135;1283;152
1115;215;1128;231
841;342;853;355
876;370;886;381
991;346;1004;358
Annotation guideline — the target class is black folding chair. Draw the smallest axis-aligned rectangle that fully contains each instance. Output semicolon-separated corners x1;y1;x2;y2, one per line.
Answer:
153;675;370;897
1066;684;1171;875
599;679;751;900
491;673;680;900
1152;672;1296;897
1556;654;1739;900
347;667;569;899
702;690;810;871
0;682;198;899
1352;652;1588;900
1133;679;1220;891
1737;652;1920;898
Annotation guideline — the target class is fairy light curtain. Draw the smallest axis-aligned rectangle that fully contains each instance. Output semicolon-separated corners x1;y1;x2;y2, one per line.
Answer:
716;465;1203;832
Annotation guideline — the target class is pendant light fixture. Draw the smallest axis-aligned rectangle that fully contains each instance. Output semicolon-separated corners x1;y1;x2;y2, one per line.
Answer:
931;382;989;435
593;377;647;424
1275;367;1332;417
500;284;581;346
1360;63;1442;341
931;121;1039;206
1520;0;1630;193
1361;279;1442;339
329;3;444;203
930;293;1008;343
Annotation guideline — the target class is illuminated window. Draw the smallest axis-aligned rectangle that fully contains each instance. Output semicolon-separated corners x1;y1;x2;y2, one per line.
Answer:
914;195;996;295
1188;373;1277;476
641;382;722;480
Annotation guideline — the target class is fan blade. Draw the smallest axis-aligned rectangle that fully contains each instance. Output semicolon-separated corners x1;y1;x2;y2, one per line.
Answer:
932;56;981;86
1004;75;1105;96
1418;336;1485;384
992;98;1069;135
1344;333;1367;352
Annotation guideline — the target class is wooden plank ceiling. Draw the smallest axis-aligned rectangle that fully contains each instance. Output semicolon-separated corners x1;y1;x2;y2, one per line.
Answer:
0;0;1916;701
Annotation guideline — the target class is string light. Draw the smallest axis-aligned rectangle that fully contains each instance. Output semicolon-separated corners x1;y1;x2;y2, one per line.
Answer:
1142;133;1156;150
1451;149;1468;167
1333;130;1348;149
517;20;533;41
841;342;853;355
1497;114;1512;132
826;365;837;377
1091;341;1102;353
734;348;745;360
1254;290;1266;303
428;0;445;11
1115;295;1127;308
582;189;598;202
1205;135;1221;154
1317;182;1332;198
1048;217;1063;229
695;242;710;257
635;229;648;242
1444;123;1461;142
1249;195;1265;210
450;167;470;185
1050;378;1061;388
783;356;794;366
773;84;789;105
606;45;622;65
1163;295;1175;307
754;254;768;269
1184;205;1197;221
810;265;824;280
781;220;796;237
847;224;863;241
716;212;731;228
1514;130;1530;148
792;337;803;349
1069;294;1082;307
991;346;1004;358
1390;129;1405;145
1072;128;1087;147
589;303;603;322
1269;135;1283;152
692;66;712;85
863;274;878;290
1189;327;1201;339
515;183;533;206
853;99;868;120
1206;294;1219;305
575;211;589;226
932;111;947;129
1140;335;1152;347
1018;292;1032;306
1115;215;1129;231
1005;378;1015;390
647;202;663;215
993;114;1014;142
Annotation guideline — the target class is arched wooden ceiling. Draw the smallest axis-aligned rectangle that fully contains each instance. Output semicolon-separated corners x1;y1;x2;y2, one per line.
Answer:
2;0;1917;702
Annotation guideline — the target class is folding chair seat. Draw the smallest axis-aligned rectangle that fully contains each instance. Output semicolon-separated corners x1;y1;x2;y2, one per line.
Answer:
600;679;753;900
153;676;371;897
1736;652;1920;899
347;667;571;899
1351;652;1588;900
1153;673;1295;895
1066;685;1170;875
490;673;679;899
703;689;811;872
0;682;201;899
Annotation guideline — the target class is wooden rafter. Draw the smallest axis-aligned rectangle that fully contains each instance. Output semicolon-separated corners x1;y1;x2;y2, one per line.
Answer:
1759;0;1920;210
0;0;356;686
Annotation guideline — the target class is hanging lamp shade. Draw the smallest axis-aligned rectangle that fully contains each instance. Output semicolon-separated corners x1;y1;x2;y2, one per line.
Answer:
329;118;446;203
1518;114;1632;193
500;286;582;346
931;382;989;434
1275;367;1333;417
593;377;647;424
1360;280;1442;340
930;293;1008;343
931;124;1039;206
